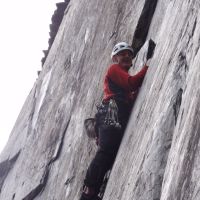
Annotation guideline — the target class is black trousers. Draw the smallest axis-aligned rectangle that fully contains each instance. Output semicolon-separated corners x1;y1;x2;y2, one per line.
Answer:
84;100;131;193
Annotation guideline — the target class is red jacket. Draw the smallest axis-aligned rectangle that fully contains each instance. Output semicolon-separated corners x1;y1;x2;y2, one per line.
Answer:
103;64;148;103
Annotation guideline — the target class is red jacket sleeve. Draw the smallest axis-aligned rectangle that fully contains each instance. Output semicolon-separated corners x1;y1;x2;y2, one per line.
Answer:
107;64;148;91
128;65;148;90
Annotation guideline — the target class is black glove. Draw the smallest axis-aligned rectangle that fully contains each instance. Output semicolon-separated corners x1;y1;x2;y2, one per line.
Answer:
146;39;156;61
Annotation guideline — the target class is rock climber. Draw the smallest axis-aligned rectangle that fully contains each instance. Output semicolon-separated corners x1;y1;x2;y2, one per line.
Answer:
80;42;149;200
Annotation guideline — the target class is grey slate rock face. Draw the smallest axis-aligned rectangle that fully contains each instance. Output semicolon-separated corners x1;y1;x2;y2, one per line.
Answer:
0;151;20;194
41;1;70;66
1;0;200;200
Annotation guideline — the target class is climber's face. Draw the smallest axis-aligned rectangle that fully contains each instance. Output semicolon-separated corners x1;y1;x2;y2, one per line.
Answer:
113;50;133;70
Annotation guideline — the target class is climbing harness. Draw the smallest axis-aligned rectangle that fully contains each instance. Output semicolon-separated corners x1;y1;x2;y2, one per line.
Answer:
103;99;121;129
84;99;122;139
96;99;121;129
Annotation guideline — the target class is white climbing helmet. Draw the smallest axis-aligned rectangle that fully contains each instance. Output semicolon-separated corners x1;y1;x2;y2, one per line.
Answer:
111;42;134;59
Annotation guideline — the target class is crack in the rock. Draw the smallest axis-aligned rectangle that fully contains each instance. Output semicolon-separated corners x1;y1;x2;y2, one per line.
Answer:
191;17;197;38
178;51;189;72
0;151;21;194
64;176;75;186
132;0;158;57
173;88;183;125
12;193;16;200
22;118;71;200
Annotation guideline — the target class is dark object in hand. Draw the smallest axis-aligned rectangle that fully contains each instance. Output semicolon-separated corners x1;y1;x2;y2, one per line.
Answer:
146;39;156;60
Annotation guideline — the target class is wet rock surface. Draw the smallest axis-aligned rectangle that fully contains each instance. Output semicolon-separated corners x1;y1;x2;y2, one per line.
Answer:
1;0;200;200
